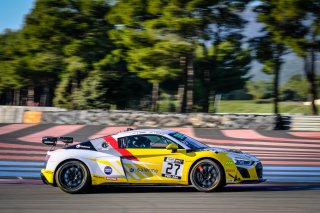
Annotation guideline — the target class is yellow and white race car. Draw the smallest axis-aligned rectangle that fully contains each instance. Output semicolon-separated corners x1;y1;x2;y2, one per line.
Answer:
41;129;265;193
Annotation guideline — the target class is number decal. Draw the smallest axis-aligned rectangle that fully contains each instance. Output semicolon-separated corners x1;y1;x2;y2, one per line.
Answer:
174;164;180;175
166;163;173;174
162;157;184;179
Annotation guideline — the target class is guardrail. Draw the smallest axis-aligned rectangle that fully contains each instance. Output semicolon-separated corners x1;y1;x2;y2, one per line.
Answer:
291;116;320;131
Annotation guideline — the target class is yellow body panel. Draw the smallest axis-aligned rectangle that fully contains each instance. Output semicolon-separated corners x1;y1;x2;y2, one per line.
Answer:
41;149;261;186
41;169;54;184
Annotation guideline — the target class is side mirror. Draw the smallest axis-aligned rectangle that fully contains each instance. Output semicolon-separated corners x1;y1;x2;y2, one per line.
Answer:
166;143;178;152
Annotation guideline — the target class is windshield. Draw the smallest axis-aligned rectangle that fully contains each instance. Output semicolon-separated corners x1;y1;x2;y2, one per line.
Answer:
169;132;209;150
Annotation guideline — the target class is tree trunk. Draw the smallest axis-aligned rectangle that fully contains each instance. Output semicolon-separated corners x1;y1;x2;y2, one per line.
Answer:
40;85;49;106
304;53;318;115
202;44;210;113
207;30;221;113
151;82;159;112
273;58;280;115
213;94;221;113
176;84;185;113
27;85;35;106
203;68;210;112
179;56;187;113
185;56;194;112
5;90;13;105
13;89;20;106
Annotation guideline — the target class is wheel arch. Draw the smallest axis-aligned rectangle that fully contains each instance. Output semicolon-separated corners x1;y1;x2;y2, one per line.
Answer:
53;158;91;186
188;157;226;185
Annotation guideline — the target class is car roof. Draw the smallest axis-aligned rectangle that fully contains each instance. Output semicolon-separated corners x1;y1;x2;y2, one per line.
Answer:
112;128;176;138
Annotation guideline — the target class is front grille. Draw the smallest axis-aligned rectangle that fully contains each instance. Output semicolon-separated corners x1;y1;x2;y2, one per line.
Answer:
256;162;263;178
237;167;250;178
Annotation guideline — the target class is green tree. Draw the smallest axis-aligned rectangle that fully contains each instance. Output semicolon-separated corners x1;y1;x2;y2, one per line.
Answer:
198;0;250;112
123;0;250;112
108;0;194;111
195;34;251;110
249;31;287;114
0;30;23;93
257;0;319;114
246;80;273;100
21;0;116;108
74;50;149;110
281;75;309;101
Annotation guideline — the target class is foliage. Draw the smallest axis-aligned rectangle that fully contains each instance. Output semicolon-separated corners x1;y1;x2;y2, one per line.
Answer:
246;80;273;100
281;75;309;101
256;0;320;114
0;0;317;113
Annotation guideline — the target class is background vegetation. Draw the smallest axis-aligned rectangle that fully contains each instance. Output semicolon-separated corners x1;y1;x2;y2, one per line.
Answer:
0;0;319;114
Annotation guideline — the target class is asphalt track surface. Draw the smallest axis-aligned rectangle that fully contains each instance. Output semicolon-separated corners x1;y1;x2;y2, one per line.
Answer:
1;124;320;182
1;124;320;212
1;183;320;213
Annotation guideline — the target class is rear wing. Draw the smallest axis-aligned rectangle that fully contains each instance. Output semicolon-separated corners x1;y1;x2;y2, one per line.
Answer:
42;136;73;147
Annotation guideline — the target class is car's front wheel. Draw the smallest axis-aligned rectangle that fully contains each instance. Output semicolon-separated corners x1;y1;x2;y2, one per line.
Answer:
55;160;90;194
190;159;224;192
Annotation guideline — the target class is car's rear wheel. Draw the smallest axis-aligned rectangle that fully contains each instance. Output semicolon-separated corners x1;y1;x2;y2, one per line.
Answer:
55;160;90;194
190;159;224;192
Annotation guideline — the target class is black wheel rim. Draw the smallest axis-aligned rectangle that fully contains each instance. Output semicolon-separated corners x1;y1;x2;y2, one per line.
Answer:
60;164;85;189
194;162;219;189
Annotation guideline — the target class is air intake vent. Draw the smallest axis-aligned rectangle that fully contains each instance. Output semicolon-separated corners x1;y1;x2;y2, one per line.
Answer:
256;162;263;178
237;167;250;178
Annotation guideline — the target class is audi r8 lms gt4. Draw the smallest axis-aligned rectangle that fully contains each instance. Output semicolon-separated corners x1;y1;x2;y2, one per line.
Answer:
41;129;265;193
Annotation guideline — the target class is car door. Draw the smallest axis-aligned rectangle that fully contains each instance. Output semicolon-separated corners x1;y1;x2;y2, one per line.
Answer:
118;134;189;184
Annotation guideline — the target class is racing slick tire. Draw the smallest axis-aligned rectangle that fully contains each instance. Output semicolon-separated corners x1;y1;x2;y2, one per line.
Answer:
55;160;91;194
190;159;224;192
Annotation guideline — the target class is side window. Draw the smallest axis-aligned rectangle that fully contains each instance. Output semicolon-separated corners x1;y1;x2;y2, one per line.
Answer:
118;135;178;149
161;136;184;149
147;135;168;148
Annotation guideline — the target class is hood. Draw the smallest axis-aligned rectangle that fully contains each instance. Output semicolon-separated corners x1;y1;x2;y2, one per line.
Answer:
206;147;259;162
206;147;242;154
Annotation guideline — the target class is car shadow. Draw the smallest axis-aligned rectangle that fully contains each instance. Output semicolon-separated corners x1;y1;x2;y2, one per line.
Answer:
87;183;320;194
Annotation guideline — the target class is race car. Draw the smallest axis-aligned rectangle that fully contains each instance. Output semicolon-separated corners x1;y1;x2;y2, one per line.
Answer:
41;128;265;193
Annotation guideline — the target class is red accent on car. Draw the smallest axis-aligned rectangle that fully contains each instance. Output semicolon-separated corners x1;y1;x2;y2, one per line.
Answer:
104;136;139;161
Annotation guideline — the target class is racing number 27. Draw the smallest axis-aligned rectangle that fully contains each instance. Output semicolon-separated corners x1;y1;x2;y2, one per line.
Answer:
162;157;184;179
166;163;180;175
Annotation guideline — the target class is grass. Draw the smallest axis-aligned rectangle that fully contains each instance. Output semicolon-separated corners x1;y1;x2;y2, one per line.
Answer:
157;100;317;114
214;100;316;114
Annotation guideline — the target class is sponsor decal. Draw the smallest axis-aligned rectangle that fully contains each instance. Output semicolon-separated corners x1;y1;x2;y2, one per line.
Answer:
102;142;109;148
104;166;113;175
106;177;117;181
76;144;91;149
93;175;104;179
161;157;184;179
136;168;158;174
225;160;233;166
226;169;235;172
129;167;158;174
226;179;234;183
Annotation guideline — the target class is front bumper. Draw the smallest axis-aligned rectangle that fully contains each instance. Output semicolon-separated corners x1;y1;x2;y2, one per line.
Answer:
235;162;264;183
225;161;265;184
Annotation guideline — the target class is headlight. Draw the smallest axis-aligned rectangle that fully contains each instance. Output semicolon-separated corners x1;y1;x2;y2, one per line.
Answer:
232;158;253;166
